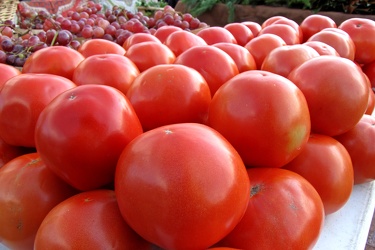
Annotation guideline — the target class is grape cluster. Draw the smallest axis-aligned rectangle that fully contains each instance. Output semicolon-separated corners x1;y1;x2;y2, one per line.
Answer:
1;1;207;67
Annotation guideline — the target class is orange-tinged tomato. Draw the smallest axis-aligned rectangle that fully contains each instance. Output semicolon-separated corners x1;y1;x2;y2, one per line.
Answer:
0;64;21;89
122;32;161;50
224;22;254;46
153;25;183;43
258;23;301;45
164;30;207;57
196;26;237;45
77;38;126;58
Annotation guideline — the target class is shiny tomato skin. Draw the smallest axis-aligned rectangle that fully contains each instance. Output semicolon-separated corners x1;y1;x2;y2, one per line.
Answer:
34;189;153;250
35;85;143;191
299;14;337;42
163;30;207;57
0;138;29;168
0;153;77;250
334;114;375;184
258;23;301;45
196;26;237;45
122;32;161;50
272;18;304;43
0;73;77;148
22;46;85;80
217;168;324;250
115;123;250;250
241;21;261;37
362;60;375;92
153;25;183;43
224;22;254;46
338;18;375;64
77;38;126;58
288;56;369;136
303;41;340;56
261;16;288;28
0;64;21;89
208;70;311;168
283;134;354;215
126;64;211;131
366;88;375;115
72;53;140;94
174;45;239;97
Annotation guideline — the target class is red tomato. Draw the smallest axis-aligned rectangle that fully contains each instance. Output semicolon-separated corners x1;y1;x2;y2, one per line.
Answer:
115;123;250;250
217;168;324;249
35;85;143;191
244;33;286;69
153;25;183;43
272;17;303;43
22;46;85;80
0;153;77;250
307;27;356;61
261;44;320;78
77;38;126;58
0;137;30;168
72;53;140;94
366;88;375;115
362;60;375;92
196;26;237;45
303;40;340;56
125;41;176;72
208;70;311;168
339;18;375;64
126;64;211;131
283;134;354;215
261;15;288;28
241;21;261;37
258;23;301;45
212;42;257;73
224;22;254;46
0;73;76;148
299;14;337;42
174;45;239;97
0;64;21;89
34;189;152;249
334;114;375;184
163;30;207;57
288;56;369;136
122;32;161;50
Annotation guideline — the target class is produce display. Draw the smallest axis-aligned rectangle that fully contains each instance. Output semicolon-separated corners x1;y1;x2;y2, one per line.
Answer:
0;1;375;249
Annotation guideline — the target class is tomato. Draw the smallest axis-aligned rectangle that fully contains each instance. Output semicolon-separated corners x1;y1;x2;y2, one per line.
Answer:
126;64;211;131
338;18;375;65
34;189;152;249
334;114;375;184
153;25;183;43
241;21;261;37
0;64;21;89
261;44;320;78
35;85;143;191
299;14;337;42
163;30;207;57
72;53;140;95
257;23;301;45
283;134;354;215
307;27;355;61
125;41;176;72
303;40;340;56
261;15;288;28
115;123;250;250
0;138;29;168
366;87;375;115
212;42;257;73
217;168;324;249
77;38;126;58
224;22;254;46
208;70;311;168
244;33;286;69
0;73;77;148
272;17;303;42
22;46;85;80
174;45;239;97
362;60;375;92
288;56;369;136
122;32;161;50
0;153;77;250
196;26;237;45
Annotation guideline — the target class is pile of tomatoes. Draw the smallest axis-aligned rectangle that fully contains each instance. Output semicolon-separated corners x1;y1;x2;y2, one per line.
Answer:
0;9;374;250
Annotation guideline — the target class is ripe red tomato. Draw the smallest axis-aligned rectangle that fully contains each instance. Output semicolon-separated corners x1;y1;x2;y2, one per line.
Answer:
212;42;257;73
288;56;369;136
303;40;340;56
224;22;254;46
0;153;77;250
261;15;288;28
208;70;311;168
0;137;29;168
0;73;76;148
257;23;301;45
22;46;85;80
163;30;207;57
241;21;261;37
339;18;375;64
77;38;126;58
261;44;320;78
126;64;212;131
72;53;140;94
217;168;324;249
272;17;303;42
122;32;161;50
366;88;375;115
34;189;153;249
125;41;176;72
299;14;337;42
153;25;183;43
244;33;286;69
0;63;21;89
35;85;143;191
362;60;375;92
115;123;250;250
174;45;239;97
334;114;375;184
283;134;354;215
196;26;237;45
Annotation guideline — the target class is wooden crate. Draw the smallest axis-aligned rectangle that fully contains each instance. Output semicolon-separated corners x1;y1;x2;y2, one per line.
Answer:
0;0;19;22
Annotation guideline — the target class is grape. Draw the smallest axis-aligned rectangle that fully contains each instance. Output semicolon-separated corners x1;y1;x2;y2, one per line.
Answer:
69;40;81;50
1;26;13;38
12;44;24;53
81;26;93;39
1;39;14;52
6;54;16;65
92;26;105;38
56;30;73;46
0;50;6;64
14;56;27;67
45;29;57;45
